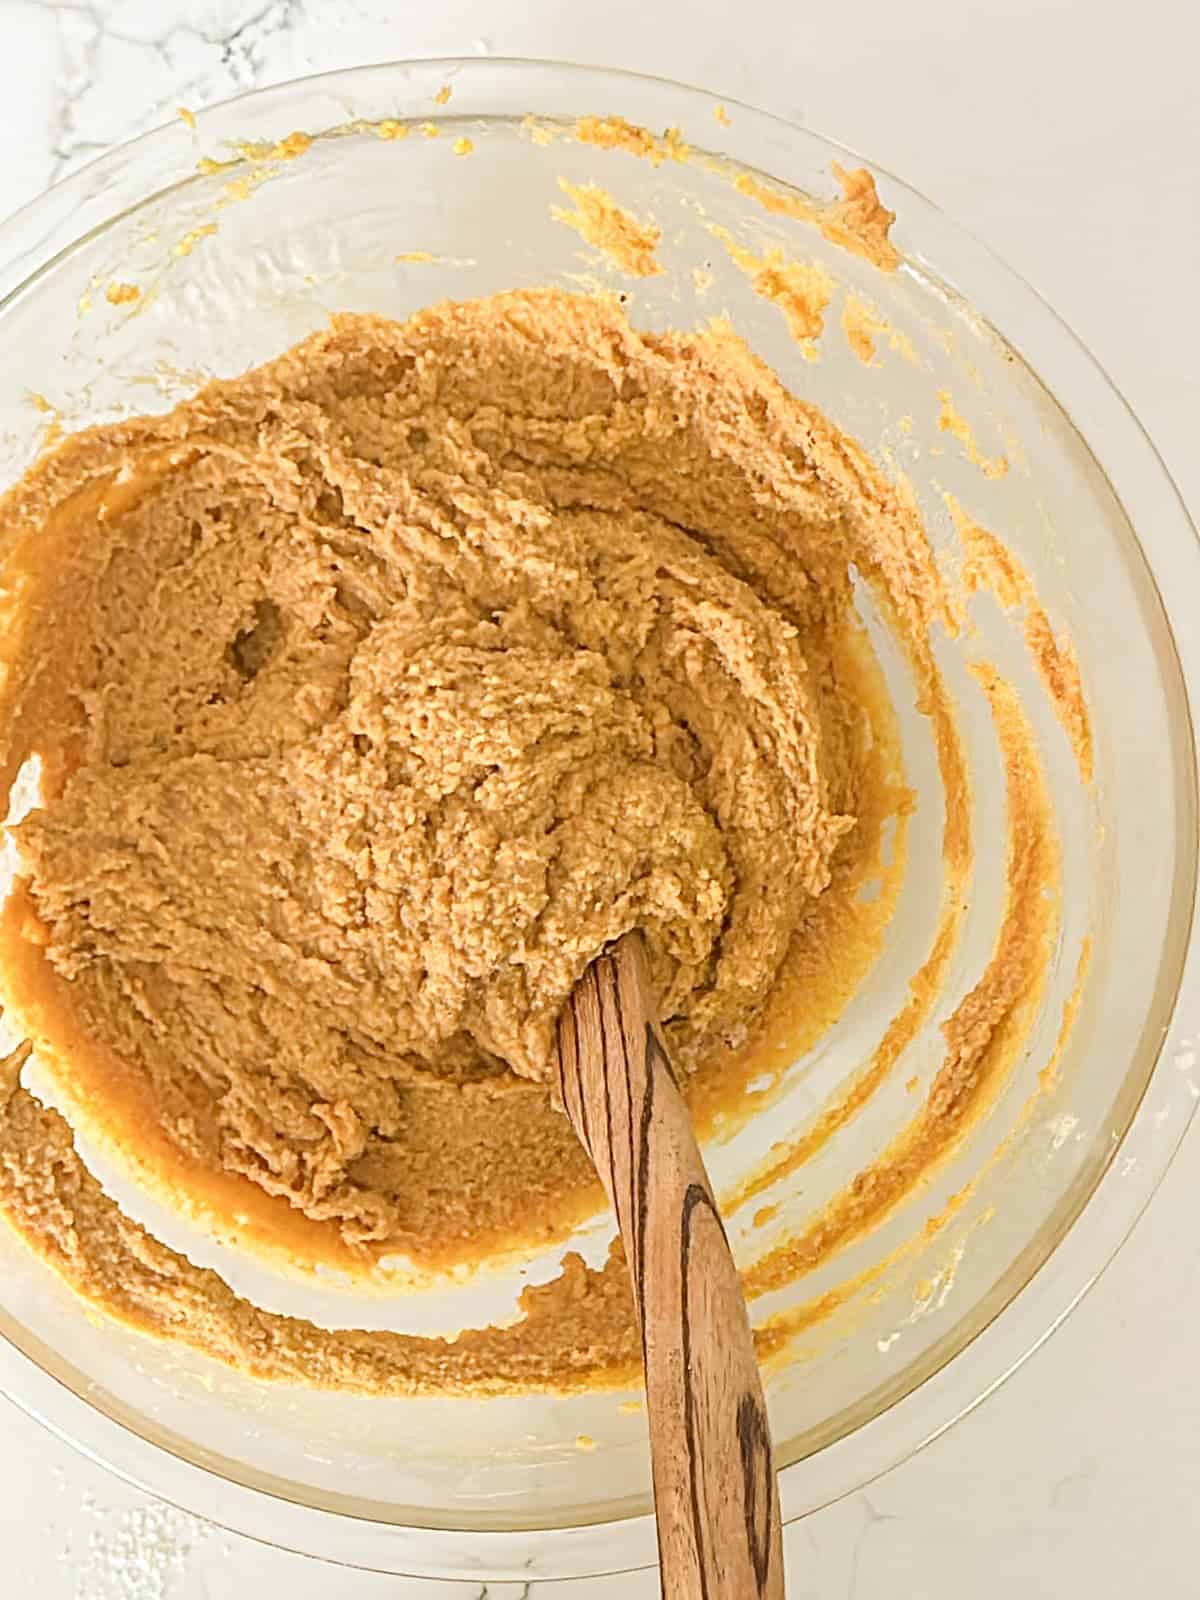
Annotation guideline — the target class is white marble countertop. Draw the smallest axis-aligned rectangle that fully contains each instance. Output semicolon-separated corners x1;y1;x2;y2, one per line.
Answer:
2;1;1198;1594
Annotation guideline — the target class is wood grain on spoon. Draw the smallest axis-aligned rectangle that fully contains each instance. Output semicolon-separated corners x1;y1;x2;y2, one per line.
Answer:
555;931;785;1599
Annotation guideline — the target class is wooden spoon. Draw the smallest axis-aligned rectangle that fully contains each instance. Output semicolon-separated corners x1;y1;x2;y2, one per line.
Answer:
555;930;785;1599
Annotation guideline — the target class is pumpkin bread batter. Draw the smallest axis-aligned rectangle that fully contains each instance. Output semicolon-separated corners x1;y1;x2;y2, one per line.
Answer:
0;288;973;1389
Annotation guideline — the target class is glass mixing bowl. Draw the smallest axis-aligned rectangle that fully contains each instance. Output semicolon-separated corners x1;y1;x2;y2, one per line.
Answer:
0;59;1197;1584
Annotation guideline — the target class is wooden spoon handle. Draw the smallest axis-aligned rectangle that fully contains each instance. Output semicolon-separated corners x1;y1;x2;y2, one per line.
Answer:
556;932;785;1600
